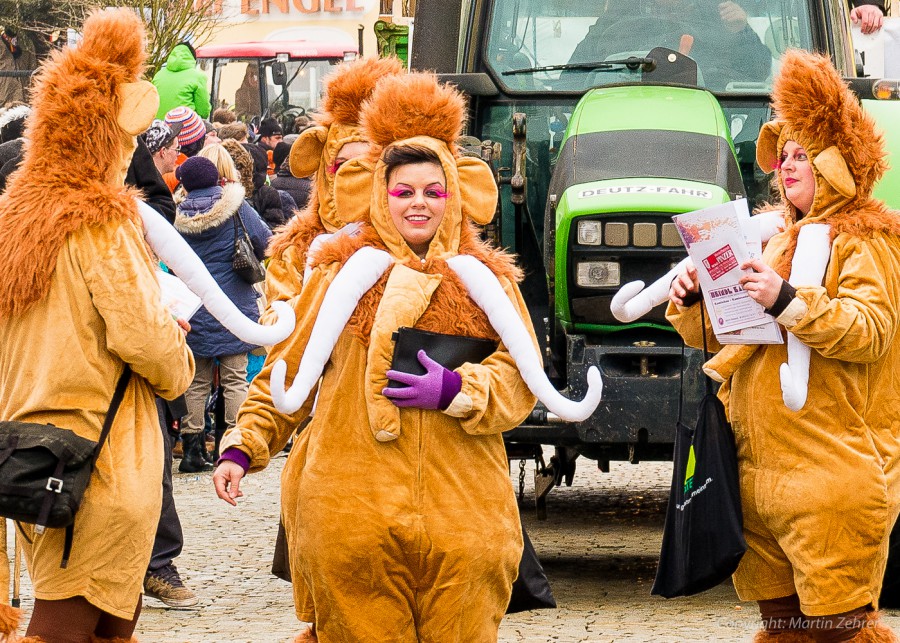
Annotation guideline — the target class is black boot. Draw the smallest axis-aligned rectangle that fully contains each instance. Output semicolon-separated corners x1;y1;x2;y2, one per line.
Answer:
178;433;213;473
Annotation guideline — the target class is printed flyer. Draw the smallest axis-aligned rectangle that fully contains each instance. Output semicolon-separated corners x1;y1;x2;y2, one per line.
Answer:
673;200;782;344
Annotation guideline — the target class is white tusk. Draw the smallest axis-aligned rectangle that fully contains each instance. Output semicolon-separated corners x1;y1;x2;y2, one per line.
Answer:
137;199;296;346
271;246;393;414
779;223;831;411
611;210;785;323
611;258;692;323
448;254;602;422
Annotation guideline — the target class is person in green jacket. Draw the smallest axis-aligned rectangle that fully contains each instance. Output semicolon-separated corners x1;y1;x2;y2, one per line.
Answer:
152;42;211;120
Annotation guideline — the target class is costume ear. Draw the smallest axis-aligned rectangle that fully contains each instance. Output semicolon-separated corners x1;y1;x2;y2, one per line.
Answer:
290;126;328;178
334;157;375;223
457;157;498;225
814;145;856;198
117;81;158;135
756;121;783;173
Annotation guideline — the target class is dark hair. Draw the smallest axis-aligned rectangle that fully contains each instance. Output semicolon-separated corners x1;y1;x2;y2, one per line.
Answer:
273;141;292;170
180;138;204;159
382;144;442;182
177;41;197;61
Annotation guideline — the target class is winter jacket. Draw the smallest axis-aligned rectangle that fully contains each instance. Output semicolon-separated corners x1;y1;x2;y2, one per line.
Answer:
174;182;270;357
271;169;312;211
152;44;211;119
252;184;286;230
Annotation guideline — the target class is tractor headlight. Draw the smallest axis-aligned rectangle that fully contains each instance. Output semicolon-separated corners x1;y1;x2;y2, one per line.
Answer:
576;220;602;245
576;261;620;288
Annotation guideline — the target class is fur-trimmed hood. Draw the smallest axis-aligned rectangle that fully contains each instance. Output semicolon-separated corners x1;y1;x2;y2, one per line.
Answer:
174;182;246;234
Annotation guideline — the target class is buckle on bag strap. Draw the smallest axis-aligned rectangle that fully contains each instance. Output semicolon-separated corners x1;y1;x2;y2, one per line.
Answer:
45;477;63;493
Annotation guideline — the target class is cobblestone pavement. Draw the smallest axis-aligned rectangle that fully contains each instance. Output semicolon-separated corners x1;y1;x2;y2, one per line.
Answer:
5;453;900;642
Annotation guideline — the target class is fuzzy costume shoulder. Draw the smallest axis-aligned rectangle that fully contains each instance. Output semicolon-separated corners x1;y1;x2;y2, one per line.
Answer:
0;10;150;318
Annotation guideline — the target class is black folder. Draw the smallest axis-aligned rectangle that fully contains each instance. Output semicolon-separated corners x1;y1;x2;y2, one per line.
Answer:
388;327;498;388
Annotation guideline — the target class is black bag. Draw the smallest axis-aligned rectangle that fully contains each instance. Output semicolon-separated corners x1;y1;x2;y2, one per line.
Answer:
507;523;556;613
389;326;497;388
651;316;747;598
0;366;131;568
232;212;266;284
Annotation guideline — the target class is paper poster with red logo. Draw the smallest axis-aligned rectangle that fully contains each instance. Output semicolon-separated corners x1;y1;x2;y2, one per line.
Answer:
673;200;782;342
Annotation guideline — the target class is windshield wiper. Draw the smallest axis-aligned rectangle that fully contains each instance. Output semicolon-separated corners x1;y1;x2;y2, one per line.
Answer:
502;57;655;76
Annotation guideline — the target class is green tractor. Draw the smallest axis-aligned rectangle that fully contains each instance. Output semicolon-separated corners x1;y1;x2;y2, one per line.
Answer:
411;0;900;516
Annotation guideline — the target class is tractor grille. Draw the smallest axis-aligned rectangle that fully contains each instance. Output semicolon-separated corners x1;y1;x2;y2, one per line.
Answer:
568;215;687;326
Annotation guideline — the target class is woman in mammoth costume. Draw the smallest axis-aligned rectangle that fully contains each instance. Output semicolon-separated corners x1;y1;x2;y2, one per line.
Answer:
215;74;599;641
261;55;404;322
0;10;193;641
668;50;900;641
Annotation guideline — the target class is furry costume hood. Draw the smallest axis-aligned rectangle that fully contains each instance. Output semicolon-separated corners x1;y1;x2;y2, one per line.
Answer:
0;9;157;318
284;57;403;235
756;50;900;276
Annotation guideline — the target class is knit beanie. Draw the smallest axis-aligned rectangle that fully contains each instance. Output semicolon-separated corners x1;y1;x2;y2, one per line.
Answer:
176;155;219;192
165;106;205;147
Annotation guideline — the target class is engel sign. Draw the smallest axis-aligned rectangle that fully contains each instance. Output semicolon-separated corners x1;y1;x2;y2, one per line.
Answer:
578;184;714;199
229;0;369;17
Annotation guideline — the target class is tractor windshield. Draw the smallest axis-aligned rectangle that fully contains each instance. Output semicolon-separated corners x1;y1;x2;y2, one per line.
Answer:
485;0;814;93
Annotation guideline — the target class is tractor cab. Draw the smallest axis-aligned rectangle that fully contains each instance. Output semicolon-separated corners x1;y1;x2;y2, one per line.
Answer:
195;41;358;133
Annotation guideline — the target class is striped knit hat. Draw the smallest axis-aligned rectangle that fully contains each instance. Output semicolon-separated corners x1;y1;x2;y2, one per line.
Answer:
165;106;204;146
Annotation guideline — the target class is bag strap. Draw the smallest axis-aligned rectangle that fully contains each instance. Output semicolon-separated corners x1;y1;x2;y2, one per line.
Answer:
90;365;133;469
676;301;713;427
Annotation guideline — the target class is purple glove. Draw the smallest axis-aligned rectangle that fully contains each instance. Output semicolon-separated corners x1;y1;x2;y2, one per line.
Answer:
383;350;462;410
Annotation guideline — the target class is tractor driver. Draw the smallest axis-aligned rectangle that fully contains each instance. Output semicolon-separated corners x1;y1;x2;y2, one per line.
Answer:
566;0;772;90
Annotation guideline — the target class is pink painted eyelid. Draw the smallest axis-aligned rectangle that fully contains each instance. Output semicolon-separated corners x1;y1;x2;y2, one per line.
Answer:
387;186;449;198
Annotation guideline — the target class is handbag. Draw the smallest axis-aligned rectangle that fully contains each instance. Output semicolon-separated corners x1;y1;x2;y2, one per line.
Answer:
507;523;557;613
232;212;266;284
651;308;747;598
389;327;498;388
0;366;131;568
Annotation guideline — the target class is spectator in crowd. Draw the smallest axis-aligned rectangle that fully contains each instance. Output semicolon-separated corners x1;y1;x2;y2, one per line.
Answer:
143;118;182;180
243;141;287;229
212;106;236;127
173;156;270;474
203;119;222;147
129;129;178;224
163;106;207;191
851;0;889;34
153;41;211;119
270;140;311;211
256;117;283;152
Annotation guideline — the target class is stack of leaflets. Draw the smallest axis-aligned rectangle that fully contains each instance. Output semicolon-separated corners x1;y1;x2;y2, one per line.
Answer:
672;199;782;345
157;270;202;321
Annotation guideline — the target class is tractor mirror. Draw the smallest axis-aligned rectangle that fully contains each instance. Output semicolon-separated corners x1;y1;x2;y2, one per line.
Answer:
272;62;288;86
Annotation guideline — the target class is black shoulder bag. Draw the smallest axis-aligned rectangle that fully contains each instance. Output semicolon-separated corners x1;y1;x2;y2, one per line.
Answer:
0;366;132;568
232;212;266;284
651;307;747;598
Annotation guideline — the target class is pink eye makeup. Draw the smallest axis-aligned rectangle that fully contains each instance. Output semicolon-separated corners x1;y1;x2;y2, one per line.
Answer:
328;160;347;174
387;184;449;199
